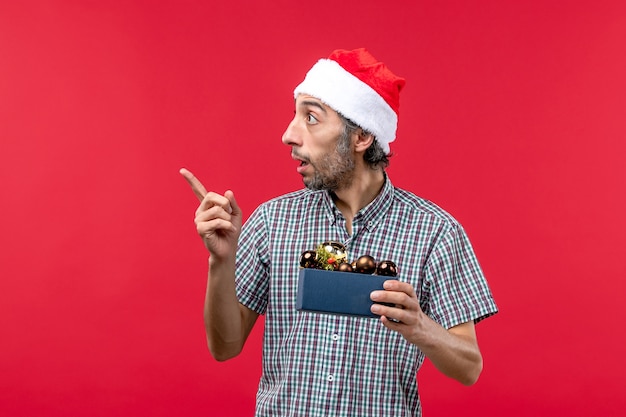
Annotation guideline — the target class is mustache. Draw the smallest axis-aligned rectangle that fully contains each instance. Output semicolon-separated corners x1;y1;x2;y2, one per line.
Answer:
291;150;311;164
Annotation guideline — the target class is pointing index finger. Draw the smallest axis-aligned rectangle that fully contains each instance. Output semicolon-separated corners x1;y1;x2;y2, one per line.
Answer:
179;168;208;202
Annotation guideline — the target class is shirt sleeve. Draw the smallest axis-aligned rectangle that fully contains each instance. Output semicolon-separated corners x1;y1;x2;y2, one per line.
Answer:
234;206;271;315
423;223;498;329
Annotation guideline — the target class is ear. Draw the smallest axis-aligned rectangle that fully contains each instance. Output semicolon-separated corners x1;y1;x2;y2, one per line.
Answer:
353;129;375;153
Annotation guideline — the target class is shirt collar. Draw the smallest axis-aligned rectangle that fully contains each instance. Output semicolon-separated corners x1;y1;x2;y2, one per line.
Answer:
319;173;395;232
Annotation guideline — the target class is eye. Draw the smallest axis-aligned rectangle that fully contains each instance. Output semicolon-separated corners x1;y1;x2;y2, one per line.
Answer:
306;113;319;124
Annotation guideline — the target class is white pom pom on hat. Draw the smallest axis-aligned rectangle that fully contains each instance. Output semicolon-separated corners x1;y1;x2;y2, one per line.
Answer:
294;48;405;154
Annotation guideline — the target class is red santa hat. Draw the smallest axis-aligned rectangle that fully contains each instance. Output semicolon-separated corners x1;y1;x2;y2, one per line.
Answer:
294;48;405;154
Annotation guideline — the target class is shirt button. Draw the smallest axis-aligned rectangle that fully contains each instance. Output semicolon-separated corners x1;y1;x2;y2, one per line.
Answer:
327;374;334;382
331;333;339;341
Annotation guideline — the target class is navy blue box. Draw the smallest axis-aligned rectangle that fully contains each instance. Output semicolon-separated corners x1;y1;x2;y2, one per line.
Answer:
296;268;389;318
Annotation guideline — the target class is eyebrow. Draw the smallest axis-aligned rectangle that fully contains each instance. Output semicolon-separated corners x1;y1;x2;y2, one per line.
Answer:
299;100;328;114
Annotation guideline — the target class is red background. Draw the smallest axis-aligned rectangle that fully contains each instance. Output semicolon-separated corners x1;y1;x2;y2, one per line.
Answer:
1;1;625;416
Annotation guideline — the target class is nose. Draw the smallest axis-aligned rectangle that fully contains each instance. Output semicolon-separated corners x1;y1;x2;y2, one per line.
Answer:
282;116;302;147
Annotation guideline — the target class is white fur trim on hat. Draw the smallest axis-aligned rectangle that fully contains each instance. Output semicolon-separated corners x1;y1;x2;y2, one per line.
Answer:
293;59;398;154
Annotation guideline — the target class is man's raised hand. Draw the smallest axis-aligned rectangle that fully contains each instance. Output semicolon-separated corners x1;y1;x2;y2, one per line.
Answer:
179;168;242;260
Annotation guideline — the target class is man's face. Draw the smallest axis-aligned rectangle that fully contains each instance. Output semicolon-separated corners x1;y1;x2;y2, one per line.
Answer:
282;95;356;191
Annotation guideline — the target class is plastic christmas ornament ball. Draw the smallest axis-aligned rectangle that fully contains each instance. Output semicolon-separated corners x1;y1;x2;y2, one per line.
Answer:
355;255;377;274
316;241;348;270
376;260;398;277
337;262;354;272
299;250;318;268
320;241;347;258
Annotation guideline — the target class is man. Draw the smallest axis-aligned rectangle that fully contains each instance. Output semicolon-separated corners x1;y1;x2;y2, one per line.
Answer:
181;48;497;416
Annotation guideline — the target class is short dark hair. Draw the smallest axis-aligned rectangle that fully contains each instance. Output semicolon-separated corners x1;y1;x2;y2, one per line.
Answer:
338;113;390;170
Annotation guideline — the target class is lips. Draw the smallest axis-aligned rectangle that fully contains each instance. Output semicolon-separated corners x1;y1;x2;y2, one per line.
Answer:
292;152;311;174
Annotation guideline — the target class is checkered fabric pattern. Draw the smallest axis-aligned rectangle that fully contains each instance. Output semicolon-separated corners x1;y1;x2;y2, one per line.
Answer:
235;176;498;417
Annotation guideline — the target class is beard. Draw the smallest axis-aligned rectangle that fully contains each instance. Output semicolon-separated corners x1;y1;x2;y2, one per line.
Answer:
302;131;356;191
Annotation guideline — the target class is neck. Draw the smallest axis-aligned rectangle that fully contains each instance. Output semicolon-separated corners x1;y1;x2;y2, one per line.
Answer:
332;166;385;234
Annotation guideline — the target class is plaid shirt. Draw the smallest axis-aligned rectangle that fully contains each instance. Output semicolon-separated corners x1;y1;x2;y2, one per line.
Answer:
235;176;497;417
